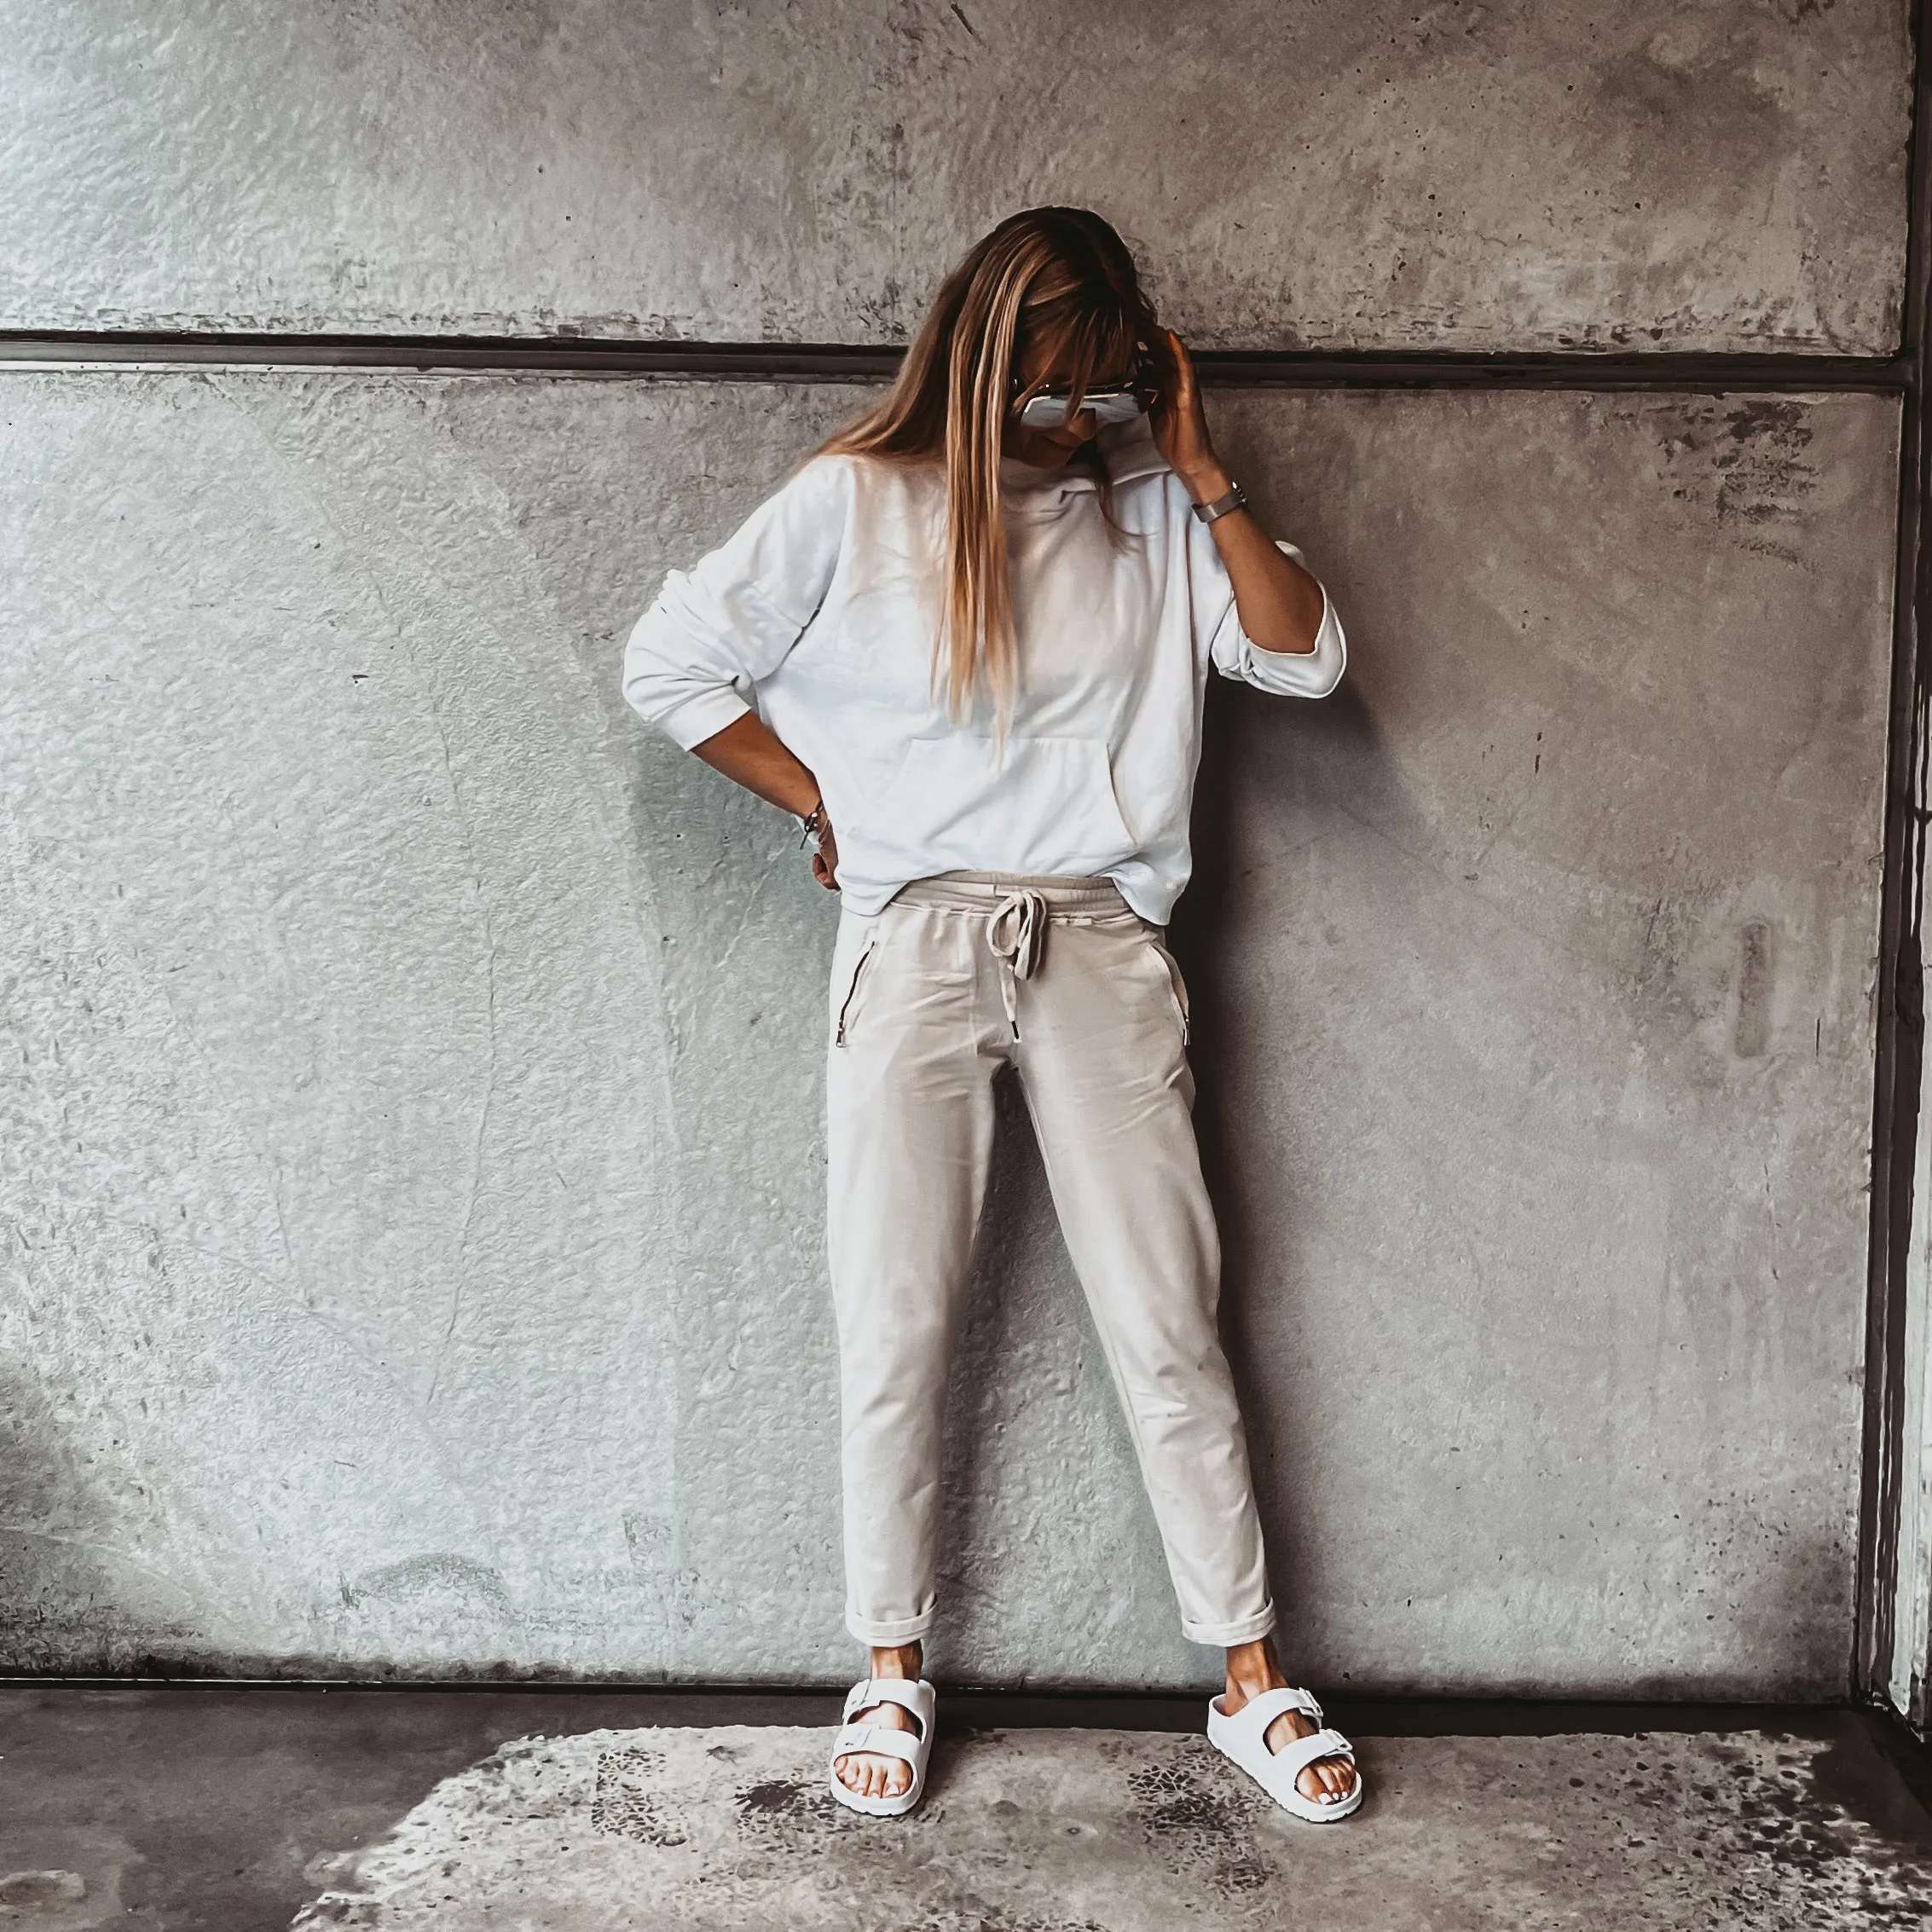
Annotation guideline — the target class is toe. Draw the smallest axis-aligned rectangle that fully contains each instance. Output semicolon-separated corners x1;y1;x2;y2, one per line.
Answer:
1296;1760;1336;1804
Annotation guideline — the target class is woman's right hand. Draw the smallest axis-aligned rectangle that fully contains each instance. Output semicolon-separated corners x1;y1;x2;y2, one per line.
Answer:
811;822;841;890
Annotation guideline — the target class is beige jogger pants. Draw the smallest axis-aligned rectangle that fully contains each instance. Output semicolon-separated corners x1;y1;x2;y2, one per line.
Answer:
824;869;1277;1650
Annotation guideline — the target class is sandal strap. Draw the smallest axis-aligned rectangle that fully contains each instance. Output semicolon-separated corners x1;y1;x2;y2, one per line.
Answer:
842;1677;934;1734
1265;1725;1356;1786
831;1722;925;1765
1224;1684;1323;1738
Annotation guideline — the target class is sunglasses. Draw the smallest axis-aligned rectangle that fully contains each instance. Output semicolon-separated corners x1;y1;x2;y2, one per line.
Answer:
1010;362;1156;430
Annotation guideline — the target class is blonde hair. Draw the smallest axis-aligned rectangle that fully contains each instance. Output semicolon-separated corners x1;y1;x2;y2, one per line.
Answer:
816;207;1156;730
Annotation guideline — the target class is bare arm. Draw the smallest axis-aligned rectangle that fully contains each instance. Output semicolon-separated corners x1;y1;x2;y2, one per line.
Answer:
691;711;841;888
1144;325;1326;656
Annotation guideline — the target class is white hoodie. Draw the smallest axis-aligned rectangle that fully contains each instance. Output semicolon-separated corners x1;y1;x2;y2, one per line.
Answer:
620;414;1345;924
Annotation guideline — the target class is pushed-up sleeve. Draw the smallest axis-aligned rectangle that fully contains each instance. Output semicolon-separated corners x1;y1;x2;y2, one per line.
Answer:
622;454;853;750
1196;523;1347;700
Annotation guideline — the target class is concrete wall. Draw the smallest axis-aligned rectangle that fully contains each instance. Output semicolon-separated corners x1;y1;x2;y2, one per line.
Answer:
0;371;1895;1694
0;1;1910;351
0;1;1912;1693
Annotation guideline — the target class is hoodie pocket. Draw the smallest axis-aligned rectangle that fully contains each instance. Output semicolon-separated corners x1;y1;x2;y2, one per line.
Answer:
865;733;1136;880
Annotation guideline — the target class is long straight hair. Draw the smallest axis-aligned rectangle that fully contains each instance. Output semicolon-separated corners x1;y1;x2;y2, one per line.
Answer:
815;207;1157;730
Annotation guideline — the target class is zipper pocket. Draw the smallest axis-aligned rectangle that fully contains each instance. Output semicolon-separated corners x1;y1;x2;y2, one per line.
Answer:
1148;934;1191;1046
834;931;877;1048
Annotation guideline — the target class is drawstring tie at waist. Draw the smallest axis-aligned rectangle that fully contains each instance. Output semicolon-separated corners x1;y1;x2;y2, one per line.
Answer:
986;888;1048;1040
886;871;1137;1045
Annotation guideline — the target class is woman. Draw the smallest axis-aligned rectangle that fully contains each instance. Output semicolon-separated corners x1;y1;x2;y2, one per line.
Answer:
621;207;1359;1825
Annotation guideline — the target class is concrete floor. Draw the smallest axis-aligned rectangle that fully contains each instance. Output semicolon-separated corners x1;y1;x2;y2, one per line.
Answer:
1;1690;1928;1929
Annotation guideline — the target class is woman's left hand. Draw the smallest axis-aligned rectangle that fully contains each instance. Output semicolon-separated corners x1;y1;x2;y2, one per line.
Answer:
1142;326;1223;495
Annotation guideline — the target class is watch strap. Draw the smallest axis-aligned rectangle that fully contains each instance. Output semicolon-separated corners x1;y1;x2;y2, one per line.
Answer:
1191;481;1248;523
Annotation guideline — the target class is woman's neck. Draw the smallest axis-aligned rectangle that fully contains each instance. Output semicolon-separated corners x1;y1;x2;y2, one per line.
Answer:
1002;423;1088;470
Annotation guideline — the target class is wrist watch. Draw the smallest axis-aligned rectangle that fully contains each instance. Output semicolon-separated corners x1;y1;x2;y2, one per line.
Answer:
1191;479;1248;523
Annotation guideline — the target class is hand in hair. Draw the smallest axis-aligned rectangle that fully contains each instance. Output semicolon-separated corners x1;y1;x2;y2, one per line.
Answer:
1144;326;1223;499
1144;332;1328;656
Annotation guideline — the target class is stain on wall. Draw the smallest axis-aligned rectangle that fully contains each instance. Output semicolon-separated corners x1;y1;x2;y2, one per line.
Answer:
1737;921;1775;1061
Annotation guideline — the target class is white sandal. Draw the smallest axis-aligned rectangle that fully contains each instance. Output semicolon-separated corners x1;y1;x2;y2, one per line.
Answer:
827;1676;936;1818
1206;1684;1363;1824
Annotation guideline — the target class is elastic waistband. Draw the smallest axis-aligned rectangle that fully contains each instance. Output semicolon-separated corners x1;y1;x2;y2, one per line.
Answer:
888;869;1133;917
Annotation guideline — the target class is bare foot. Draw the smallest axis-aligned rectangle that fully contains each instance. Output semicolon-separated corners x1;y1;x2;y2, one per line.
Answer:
833;1641;923;1801
1222;1637;1358;1808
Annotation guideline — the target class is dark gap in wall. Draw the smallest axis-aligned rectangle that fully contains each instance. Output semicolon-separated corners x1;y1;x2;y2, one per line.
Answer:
0;1675;1914;1744
0;331;1911;393
1858;0;1932;1726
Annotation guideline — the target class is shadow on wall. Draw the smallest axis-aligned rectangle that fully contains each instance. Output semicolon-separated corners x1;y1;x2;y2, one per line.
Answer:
0;1353;580;1682
0;1355;169;1674
0;1356;321;1679
1173;669;1402;1662
1165;618;1865;1699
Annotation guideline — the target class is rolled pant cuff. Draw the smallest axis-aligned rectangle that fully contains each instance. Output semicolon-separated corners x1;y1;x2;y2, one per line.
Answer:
1181;1601;1277;1647
846;1607;935;1646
